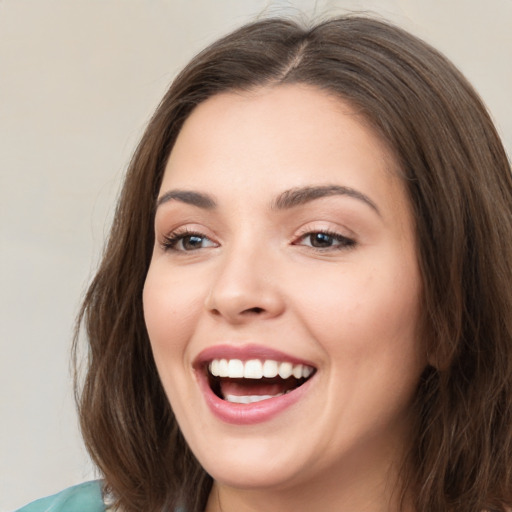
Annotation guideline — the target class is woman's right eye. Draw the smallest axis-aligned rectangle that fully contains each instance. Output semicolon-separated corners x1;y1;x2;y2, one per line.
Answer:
162;232;217;252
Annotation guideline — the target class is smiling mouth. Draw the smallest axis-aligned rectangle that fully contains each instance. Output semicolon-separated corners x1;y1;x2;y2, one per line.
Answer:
206;359;316;404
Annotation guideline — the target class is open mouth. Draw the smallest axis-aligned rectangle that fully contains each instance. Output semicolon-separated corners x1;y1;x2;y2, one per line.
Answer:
206;358;316;404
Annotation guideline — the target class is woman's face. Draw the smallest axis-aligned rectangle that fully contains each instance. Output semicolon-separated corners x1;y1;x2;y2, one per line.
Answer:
143;85;425;500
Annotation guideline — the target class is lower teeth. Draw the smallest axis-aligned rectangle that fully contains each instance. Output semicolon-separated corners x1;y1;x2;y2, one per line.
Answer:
224;393;283;404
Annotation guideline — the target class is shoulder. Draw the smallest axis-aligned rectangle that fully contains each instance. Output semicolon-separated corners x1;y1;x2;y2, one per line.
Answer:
14;481;105;512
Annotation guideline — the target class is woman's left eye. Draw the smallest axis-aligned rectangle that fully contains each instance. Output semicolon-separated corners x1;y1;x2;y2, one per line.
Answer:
295;231;356;250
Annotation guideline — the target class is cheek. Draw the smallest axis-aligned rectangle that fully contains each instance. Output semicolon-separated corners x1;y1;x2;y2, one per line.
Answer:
292;255;423;363
142;262;204;368
142;263;209;426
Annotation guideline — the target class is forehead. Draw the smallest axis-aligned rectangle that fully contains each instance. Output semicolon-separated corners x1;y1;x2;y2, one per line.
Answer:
161;85;409;221
173;85;392;156
167;85;396;173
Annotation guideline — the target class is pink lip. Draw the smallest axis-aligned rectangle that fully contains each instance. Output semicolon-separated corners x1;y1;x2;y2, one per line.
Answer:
193;344;316;425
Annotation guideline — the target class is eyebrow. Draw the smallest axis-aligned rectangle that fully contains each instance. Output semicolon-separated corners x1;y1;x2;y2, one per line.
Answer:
156;189;216;209
156;184;379;215
272;185;380;215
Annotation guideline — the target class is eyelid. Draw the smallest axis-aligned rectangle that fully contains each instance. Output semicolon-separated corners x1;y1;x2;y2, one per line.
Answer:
292;223;358;251
295;230;356;249
159;226;219;252
294;221;356;240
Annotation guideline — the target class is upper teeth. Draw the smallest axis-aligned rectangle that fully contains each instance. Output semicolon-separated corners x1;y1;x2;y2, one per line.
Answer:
208;359;314;379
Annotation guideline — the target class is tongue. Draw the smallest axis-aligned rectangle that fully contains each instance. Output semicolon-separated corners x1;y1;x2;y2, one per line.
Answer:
220;378;298;398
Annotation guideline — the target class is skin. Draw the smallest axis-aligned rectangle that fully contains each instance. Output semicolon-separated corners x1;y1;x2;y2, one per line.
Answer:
143;84;425;512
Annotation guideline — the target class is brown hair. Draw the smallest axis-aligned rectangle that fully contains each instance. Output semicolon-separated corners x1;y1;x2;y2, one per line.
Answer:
74;15;512;512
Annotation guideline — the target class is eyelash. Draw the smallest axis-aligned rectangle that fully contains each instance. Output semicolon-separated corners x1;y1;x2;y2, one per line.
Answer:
161;229;216;252
294;230;356;251
161;228;356;253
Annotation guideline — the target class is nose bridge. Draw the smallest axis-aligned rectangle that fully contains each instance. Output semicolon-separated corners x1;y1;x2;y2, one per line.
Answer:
205;232;284;322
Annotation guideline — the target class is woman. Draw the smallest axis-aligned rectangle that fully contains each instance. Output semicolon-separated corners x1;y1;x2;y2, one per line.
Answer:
17;15;512;512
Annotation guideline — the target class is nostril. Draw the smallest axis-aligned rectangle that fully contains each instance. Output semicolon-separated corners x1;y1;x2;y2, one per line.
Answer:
244;307;265;314
207;305;265;319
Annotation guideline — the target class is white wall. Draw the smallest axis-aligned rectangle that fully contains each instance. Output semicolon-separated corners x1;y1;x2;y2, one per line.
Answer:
1;1;511;509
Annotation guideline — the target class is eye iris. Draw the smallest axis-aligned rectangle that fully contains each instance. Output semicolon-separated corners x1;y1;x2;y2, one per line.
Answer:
310;233;334;248
182;235;204;250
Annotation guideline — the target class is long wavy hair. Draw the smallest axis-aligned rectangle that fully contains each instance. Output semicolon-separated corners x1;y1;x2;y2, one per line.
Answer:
74;15;512;512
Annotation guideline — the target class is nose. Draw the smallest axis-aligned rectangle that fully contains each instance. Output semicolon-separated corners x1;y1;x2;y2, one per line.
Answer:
204;245;285;324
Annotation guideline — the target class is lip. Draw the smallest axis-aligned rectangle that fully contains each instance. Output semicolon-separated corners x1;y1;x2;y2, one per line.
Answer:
193;344;316;425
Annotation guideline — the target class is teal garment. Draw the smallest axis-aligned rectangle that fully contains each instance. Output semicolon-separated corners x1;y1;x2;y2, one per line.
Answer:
14;481;105;512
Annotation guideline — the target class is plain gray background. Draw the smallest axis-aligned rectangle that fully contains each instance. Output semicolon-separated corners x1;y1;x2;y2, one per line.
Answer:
1;0;511;510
